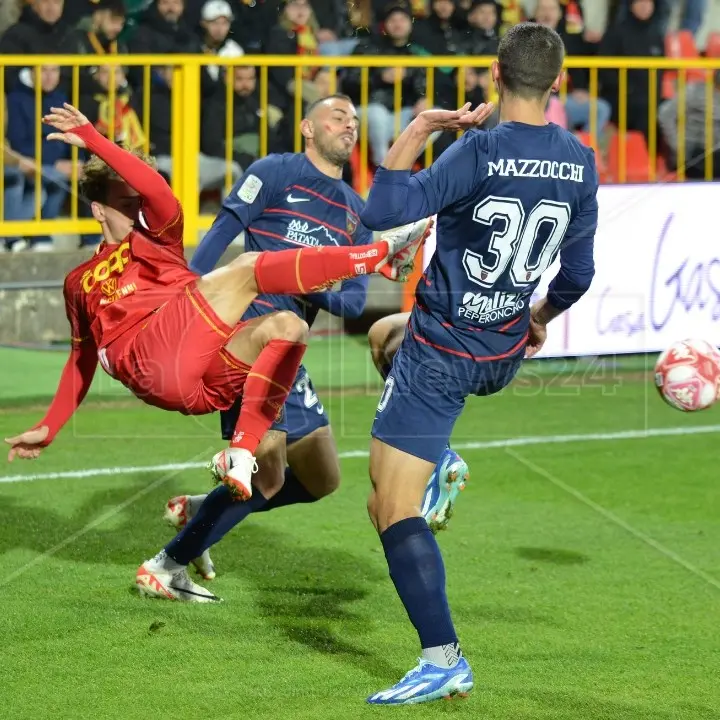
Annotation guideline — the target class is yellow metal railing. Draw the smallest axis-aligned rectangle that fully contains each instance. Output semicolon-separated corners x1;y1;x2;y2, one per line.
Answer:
1;55;719;244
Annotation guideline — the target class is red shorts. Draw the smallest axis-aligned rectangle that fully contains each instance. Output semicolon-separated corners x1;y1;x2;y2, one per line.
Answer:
103;282;249;415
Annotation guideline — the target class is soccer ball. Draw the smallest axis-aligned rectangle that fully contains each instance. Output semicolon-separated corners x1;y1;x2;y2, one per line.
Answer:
654;339;720;412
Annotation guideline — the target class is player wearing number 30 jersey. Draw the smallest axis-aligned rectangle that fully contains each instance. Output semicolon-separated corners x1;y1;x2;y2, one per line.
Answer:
359;23;598;705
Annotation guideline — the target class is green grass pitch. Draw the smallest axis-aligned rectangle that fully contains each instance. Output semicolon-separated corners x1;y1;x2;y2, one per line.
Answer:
0;342;718;719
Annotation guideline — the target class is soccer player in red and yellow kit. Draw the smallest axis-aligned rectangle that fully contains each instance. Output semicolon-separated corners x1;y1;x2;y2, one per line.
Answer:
4;104;430;506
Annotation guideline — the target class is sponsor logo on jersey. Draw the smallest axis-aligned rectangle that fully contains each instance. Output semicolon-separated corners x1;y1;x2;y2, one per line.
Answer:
285;219;339;247
81;241;130;293
346;212;358;239
458;291;525;324
488;158;585;183
99;282;137;305
237;174;263;203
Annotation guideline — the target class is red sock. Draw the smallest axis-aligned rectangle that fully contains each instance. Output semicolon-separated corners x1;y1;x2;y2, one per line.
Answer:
231;339;307;453
254;243;388;295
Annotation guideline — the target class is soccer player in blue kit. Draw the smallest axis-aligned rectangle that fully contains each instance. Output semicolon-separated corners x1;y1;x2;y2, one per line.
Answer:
360;23;599;704
158;94;461;585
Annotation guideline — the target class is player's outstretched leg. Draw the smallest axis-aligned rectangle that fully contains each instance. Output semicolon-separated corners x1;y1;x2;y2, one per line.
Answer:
208;313;308;499
366;440;473;705
367;312;470;534
136;551;221;602
164;495;216;580
139;432;287;597
252;217;432;294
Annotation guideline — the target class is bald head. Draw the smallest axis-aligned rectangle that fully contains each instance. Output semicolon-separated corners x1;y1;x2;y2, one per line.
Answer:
301;95;358;168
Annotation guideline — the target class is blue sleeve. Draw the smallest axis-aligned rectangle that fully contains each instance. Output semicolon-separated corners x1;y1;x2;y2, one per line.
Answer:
359;131;483;230
190;156;282;274
303;225;371;318
546;161;598;311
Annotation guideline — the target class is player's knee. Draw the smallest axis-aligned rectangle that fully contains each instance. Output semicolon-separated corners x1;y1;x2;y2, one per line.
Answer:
367;488;380;530
315;463;341;497
254;438;286;497
258;311;309;345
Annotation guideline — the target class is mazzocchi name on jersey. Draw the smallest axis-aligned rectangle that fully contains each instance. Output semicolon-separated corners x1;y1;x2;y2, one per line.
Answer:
488;159;585;183
458;291;526;324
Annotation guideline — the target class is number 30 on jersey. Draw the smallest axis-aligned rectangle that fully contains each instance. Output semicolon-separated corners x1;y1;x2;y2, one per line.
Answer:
463;196;571;289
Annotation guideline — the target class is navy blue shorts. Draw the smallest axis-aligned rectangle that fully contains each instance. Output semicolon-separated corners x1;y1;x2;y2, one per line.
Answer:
371;334;522;463
220;365;328;445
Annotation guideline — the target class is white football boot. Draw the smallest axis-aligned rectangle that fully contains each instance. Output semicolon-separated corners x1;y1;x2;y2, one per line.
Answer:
164;495;216;580
136;551;221;603
208;448;257;499
376;218;434;282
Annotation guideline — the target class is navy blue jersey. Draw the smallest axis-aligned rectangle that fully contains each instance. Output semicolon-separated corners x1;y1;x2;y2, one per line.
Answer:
191;153;372;325
360;123;598;362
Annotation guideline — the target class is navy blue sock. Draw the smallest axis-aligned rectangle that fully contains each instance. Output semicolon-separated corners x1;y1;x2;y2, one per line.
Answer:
165;484;267;565
380;516;458;649
254;466;318;512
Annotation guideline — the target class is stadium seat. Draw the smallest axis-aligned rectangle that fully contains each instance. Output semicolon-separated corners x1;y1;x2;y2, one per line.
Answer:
666;30;699;58
608;131;653;183
705;31;720;58
575;131;608;182
663;31;707;98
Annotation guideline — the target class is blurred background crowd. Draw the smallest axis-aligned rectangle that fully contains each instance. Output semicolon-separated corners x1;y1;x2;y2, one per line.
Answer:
1;0;718;251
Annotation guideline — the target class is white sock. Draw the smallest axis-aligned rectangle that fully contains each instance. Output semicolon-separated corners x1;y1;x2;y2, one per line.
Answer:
147;550;185;574
422;643;461;668
187;494;208;517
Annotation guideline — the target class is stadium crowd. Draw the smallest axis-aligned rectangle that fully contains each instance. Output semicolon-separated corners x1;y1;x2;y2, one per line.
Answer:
0;0;716;250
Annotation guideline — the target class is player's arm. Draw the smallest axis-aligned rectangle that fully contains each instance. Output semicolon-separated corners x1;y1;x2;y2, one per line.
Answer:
43;104;180;242
5;287;98;460
359;106;492;230
190;157;282;274
304;275;369;319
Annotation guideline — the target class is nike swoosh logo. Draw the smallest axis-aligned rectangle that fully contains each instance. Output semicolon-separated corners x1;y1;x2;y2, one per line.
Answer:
287;194;310;203
169;585;219;600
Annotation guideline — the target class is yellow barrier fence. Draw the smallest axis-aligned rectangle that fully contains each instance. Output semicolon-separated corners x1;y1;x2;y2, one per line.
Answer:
1;54;719;245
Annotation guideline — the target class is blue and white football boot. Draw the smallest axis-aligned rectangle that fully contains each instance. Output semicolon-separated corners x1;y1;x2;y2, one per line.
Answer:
421;447;469;534
367;657;474;705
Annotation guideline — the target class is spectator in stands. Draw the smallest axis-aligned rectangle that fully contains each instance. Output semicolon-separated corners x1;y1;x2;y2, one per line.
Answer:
312;0;358;56
462;0;499;54
62;0;128;97
412;0;465;54
613;0;706;36
141;66;242;192
0;0;23;36
344;4;433;167
659;68;720;178
266;0;323;115
5;65;74;250
599;0;664;140
198;0;244;95
0;0;68;92
534;0;611;134
63;0;127;54
129;0;201;55
458;0;499;108
2;97;37;252
201;66;282;173
81;65;146;149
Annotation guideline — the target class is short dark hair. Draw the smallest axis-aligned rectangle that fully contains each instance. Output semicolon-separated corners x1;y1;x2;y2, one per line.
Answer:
95;0;127;17
497;22;565;100
306;93;354;117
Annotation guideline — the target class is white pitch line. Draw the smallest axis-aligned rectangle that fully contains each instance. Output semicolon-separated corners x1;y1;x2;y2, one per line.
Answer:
1;423;719;485
506;448;720;592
